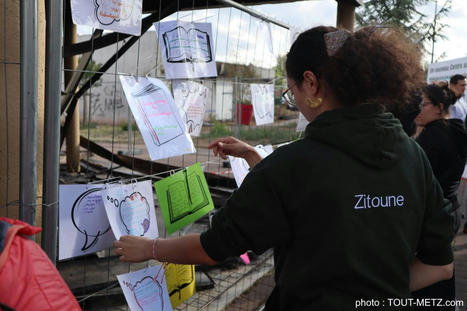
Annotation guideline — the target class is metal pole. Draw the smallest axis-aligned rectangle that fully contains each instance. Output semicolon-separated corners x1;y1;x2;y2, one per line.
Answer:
214;0;290;30
431;0;438;64
42;0;63;262
20;0;38;227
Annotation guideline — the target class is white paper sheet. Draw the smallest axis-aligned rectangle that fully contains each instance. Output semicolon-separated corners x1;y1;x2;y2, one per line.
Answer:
258;20;274;55
173;80;209;137
250;83;274;125
59;184;115;260
120;76;195;161
229;145;274;187
154;21;217;79
102;180;159;239
296;112;309;132
118;265;173;311
71;0;142;36
289;26;301;48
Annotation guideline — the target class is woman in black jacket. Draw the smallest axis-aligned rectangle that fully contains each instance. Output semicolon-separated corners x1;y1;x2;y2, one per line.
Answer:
412;83;467;309
415;84;467;227
114;27;455;310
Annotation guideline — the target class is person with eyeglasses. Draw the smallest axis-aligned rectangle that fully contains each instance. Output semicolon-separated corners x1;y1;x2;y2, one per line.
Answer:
114;26;455;310
410;83;467;310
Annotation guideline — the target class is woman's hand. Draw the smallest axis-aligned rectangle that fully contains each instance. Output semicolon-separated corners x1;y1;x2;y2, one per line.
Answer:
208;136;262;168
114;234;218;265
409;257;453;291
113;235;153;263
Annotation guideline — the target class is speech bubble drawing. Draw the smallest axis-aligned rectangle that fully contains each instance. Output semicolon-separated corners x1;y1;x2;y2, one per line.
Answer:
133;276;164;311
114;191;151;236
118;265;173;311
71;188;111;251
94;0;134;26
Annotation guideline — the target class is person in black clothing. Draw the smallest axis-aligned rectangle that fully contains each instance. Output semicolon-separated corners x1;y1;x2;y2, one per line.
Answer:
114;26;455;310
411;83;467;309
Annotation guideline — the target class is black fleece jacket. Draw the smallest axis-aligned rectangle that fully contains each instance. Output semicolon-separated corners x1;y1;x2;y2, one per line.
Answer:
200;104;454;310
416;118;467;203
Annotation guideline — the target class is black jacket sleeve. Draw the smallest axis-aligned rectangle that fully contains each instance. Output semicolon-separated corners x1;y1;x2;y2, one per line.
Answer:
416;168;454;265
200;165;291;262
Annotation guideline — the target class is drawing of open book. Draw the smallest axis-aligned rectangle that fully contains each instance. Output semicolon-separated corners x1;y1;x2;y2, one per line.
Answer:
166;173;209;224
162;26;212;63
131;82;184;146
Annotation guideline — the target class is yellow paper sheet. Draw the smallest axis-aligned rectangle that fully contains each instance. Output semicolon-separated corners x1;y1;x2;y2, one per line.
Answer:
165;263;196;308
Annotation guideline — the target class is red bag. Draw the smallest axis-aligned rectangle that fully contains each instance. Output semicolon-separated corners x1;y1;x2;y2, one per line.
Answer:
0;217;81;311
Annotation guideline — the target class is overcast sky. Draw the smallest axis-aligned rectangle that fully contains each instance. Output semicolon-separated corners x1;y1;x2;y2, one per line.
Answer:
251;0;467;64
162;0;467;66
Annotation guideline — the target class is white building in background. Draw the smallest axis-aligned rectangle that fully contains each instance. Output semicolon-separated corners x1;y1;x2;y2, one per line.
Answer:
77;31;275;125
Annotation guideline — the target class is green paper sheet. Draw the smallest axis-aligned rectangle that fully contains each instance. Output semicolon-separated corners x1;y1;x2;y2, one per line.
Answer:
154;162;214;234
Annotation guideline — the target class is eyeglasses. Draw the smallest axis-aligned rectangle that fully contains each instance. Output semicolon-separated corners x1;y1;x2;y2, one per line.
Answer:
282;87;296;109
419;101;432;109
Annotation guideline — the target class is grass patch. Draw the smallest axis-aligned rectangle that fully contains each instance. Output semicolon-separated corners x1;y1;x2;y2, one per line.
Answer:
201;120;232;138
240;123;299;145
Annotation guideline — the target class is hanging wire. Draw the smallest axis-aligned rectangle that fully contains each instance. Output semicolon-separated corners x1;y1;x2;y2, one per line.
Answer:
103;30;121;311
217;7;233;180
86;28;98;183
107;33;119;180
130;31;142;178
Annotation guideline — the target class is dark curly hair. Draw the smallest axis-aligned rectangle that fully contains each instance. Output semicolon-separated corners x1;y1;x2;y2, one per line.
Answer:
285;26;424;110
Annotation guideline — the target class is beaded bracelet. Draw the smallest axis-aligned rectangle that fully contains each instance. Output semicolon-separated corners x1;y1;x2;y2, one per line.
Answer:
152;238;159;260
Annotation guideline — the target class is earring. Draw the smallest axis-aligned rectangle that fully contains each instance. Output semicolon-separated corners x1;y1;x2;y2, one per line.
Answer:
305;97;323;108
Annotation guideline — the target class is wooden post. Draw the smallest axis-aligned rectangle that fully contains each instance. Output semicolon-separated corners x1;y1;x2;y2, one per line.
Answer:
64;6;80;173
336;0;362;31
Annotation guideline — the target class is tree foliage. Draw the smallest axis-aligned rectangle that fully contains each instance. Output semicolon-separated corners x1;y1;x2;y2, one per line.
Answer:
356;0;452;62
78;58;103;88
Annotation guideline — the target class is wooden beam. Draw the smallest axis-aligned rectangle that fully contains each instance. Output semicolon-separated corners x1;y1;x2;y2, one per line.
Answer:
80;136;237;189
336;0;361;31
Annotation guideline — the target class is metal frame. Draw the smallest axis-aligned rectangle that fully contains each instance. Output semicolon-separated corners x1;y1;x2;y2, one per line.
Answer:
215;0;290;29
41;0;64;262
20;0;38;226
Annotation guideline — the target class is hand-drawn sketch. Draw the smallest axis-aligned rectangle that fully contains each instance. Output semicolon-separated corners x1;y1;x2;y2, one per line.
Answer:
95;0;134;25
118;265;173;311
229;144;274;187
166;173;209;224
154;162;214;235
102;180;159;239
59;184;115;260
163;26;212;63
250;83;275;125
71;188;112;250
155;21;218;79
120;76;196;161
131;82;184;146
70;0;142;36
173;80;209;137
165;264;195;308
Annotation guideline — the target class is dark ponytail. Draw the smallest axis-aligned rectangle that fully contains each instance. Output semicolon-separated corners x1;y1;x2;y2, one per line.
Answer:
423;83;456;113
